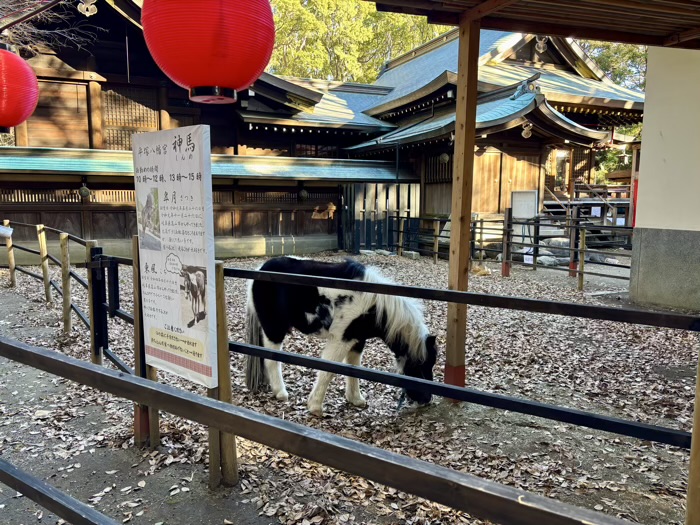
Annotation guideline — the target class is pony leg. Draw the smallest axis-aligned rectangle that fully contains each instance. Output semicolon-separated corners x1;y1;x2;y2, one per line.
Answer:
308;341;350;417
345;343;366;408
262;334;288;401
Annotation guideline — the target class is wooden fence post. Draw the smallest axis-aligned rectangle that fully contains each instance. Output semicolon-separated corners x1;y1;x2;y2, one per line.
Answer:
216;262;239;486
501;208;512;278
686;356;700;525
577;228;586;292
36;224;51;303
478;220;485;264
85;240;102;366
3;220;15;287
433;219;440;264
398;216;406;256
60;233;71;334
568;207;579;278
533;217;540;271
132;236;150;448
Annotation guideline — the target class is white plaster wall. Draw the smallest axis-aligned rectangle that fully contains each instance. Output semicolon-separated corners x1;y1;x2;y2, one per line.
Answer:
636;47;700;231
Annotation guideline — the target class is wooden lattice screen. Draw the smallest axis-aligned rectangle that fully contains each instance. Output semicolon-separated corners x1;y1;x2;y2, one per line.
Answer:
425;153;453;184
103;85;160;151
572;147;592;184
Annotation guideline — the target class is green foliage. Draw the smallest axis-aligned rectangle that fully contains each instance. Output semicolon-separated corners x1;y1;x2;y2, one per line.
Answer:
268;0;449;82
575;41;646;179
576;40;647;91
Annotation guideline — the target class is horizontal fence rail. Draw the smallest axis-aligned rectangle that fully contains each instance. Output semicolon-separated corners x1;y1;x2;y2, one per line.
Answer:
0;457;118;525
223;268;700;332
0;336;632;525
229;342;691;449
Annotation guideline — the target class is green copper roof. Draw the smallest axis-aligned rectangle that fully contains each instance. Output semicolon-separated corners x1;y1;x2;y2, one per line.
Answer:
0;147;417;182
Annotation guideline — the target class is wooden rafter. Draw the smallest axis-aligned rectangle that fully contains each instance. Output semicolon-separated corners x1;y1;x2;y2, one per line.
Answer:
370;0;700;49
462;0;520;21
665;26;700;46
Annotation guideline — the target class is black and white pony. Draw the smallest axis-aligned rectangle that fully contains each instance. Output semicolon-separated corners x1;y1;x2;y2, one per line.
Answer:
245;256;438;417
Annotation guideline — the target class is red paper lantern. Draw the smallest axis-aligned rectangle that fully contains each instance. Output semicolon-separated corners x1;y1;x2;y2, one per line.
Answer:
0;49;39;132
142;0;275;104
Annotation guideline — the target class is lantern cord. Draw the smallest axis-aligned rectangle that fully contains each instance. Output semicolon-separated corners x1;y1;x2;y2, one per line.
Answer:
0;0;62;32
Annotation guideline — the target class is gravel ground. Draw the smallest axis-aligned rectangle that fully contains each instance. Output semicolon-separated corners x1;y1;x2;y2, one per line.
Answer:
0;253;697;525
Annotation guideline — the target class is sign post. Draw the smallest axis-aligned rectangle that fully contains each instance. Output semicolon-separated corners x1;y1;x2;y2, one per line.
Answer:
132;125;237;483
132;125;218;388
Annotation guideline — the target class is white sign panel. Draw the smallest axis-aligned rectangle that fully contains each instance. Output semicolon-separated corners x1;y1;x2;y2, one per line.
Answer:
591;206;602;218
523;254;534;265
132;125;218;388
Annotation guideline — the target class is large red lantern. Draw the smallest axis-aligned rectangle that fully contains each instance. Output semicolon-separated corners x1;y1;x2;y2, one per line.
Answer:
142;0;275;104
0;48;39;133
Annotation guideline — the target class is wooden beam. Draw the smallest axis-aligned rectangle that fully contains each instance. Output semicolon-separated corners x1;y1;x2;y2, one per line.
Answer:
462;0;521;21
0;337;634;525
445;15;480;388
665;26;700;46
421;9;668;46
0;457;119;525
480;16;667;46
88;82;104;150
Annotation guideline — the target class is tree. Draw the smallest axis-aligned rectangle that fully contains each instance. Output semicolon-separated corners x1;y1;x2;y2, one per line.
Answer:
0;0;102;54
576;40;647;91
267;0;449;83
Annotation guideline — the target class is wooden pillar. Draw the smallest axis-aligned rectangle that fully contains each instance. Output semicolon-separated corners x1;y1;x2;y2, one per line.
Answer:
14;121;29;147
85;240;102;366
159;87;171;130
445;16;480;388
216;262;239;485
433;219;440;264
628;146;639;228
36;224;51;303
398;217;406;256
3;220;15;287
686;356;700;525
88;81;104;149
60;233;71;334
132;236;149;447
577;229;586;292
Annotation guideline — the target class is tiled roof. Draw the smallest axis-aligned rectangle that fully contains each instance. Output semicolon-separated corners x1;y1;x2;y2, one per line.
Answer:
247;79;393;129
371;30;522;110
480;63;645;104
348;91;539;149
348;87;610;151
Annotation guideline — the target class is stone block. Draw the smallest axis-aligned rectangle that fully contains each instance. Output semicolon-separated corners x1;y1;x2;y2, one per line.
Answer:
402;250;420;260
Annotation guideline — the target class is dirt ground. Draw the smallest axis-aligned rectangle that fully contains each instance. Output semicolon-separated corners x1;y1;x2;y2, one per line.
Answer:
0;253;697;525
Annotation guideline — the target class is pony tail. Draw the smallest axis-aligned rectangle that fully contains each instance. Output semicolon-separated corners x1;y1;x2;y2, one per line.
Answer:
245;301;267;392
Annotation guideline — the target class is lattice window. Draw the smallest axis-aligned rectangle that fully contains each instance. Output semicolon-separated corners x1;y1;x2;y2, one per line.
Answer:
103;85;159;150
103;86;158;128
425;153;453;184
572;147;592;183
0;189;81;204
89;190;135;204
236;190;336;204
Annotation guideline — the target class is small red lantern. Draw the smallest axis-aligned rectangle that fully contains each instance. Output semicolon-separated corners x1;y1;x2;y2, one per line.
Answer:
142;0;275;104
0;48;39;133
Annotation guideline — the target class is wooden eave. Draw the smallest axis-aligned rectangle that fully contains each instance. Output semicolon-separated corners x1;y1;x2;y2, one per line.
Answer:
366;71;458;117
105;0;142;28
239;112;395;132
368;0;700;48
252;73;325;112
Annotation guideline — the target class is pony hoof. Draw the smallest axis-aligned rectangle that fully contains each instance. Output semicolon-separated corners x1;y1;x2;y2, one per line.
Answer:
348;397;367;408
275;391;289;401
308;406;324;418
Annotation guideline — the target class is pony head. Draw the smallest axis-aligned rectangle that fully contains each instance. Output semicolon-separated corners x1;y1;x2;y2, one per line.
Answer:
401;334;438;406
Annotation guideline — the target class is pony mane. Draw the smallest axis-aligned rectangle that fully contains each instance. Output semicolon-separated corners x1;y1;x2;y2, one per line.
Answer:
358;266;428;361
